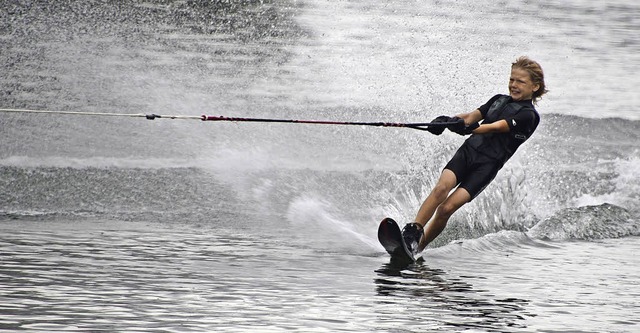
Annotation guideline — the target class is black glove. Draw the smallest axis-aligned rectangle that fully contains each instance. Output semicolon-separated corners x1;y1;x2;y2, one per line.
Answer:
426;115;452;135
446;117;466;134
448;117;479;136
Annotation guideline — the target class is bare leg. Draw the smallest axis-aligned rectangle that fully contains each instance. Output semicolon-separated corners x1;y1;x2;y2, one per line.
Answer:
414;169;458;226
418;187;471;251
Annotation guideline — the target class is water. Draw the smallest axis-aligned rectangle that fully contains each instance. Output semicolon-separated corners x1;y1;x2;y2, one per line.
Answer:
2;221;638;332
1;0;639;332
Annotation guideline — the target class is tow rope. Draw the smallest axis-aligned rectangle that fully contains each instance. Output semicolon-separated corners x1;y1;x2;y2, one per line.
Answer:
0;108;456;131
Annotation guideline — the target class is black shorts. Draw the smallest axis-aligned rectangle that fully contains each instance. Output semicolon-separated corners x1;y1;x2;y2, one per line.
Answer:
444;143;503;200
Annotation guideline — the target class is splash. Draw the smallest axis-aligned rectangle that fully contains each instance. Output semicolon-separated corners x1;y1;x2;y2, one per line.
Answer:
286;195;379;251
572;157;640;213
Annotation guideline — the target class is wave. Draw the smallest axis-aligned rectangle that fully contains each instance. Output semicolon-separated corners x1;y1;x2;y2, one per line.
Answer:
422;203;638;257
538;114;639;147
0;155;203;170
425;229;554;257
528;203;639;241
0;209;87;221
0;164;244;226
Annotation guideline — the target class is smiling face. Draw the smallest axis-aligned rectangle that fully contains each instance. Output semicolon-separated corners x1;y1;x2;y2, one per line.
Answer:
509;67;540;101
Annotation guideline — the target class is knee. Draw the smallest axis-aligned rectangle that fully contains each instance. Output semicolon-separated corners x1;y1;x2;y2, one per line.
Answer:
431;182;450;201
436;202;458;219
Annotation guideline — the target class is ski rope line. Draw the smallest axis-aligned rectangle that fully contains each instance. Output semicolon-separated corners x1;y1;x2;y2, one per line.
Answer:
0;108;456;131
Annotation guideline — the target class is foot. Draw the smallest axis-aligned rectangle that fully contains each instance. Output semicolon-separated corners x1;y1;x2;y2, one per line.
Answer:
401;223;424;254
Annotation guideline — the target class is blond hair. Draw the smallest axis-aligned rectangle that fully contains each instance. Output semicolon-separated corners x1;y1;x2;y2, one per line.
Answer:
512;56;547;102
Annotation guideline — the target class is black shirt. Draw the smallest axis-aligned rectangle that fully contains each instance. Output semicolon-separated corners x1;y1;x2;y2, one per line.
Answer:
464;94;540;164
478;94;539;135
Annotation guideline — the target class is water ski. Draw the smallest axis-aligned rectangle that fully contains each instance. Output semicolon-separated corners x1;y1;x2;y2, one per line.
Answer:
377;217;415;262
